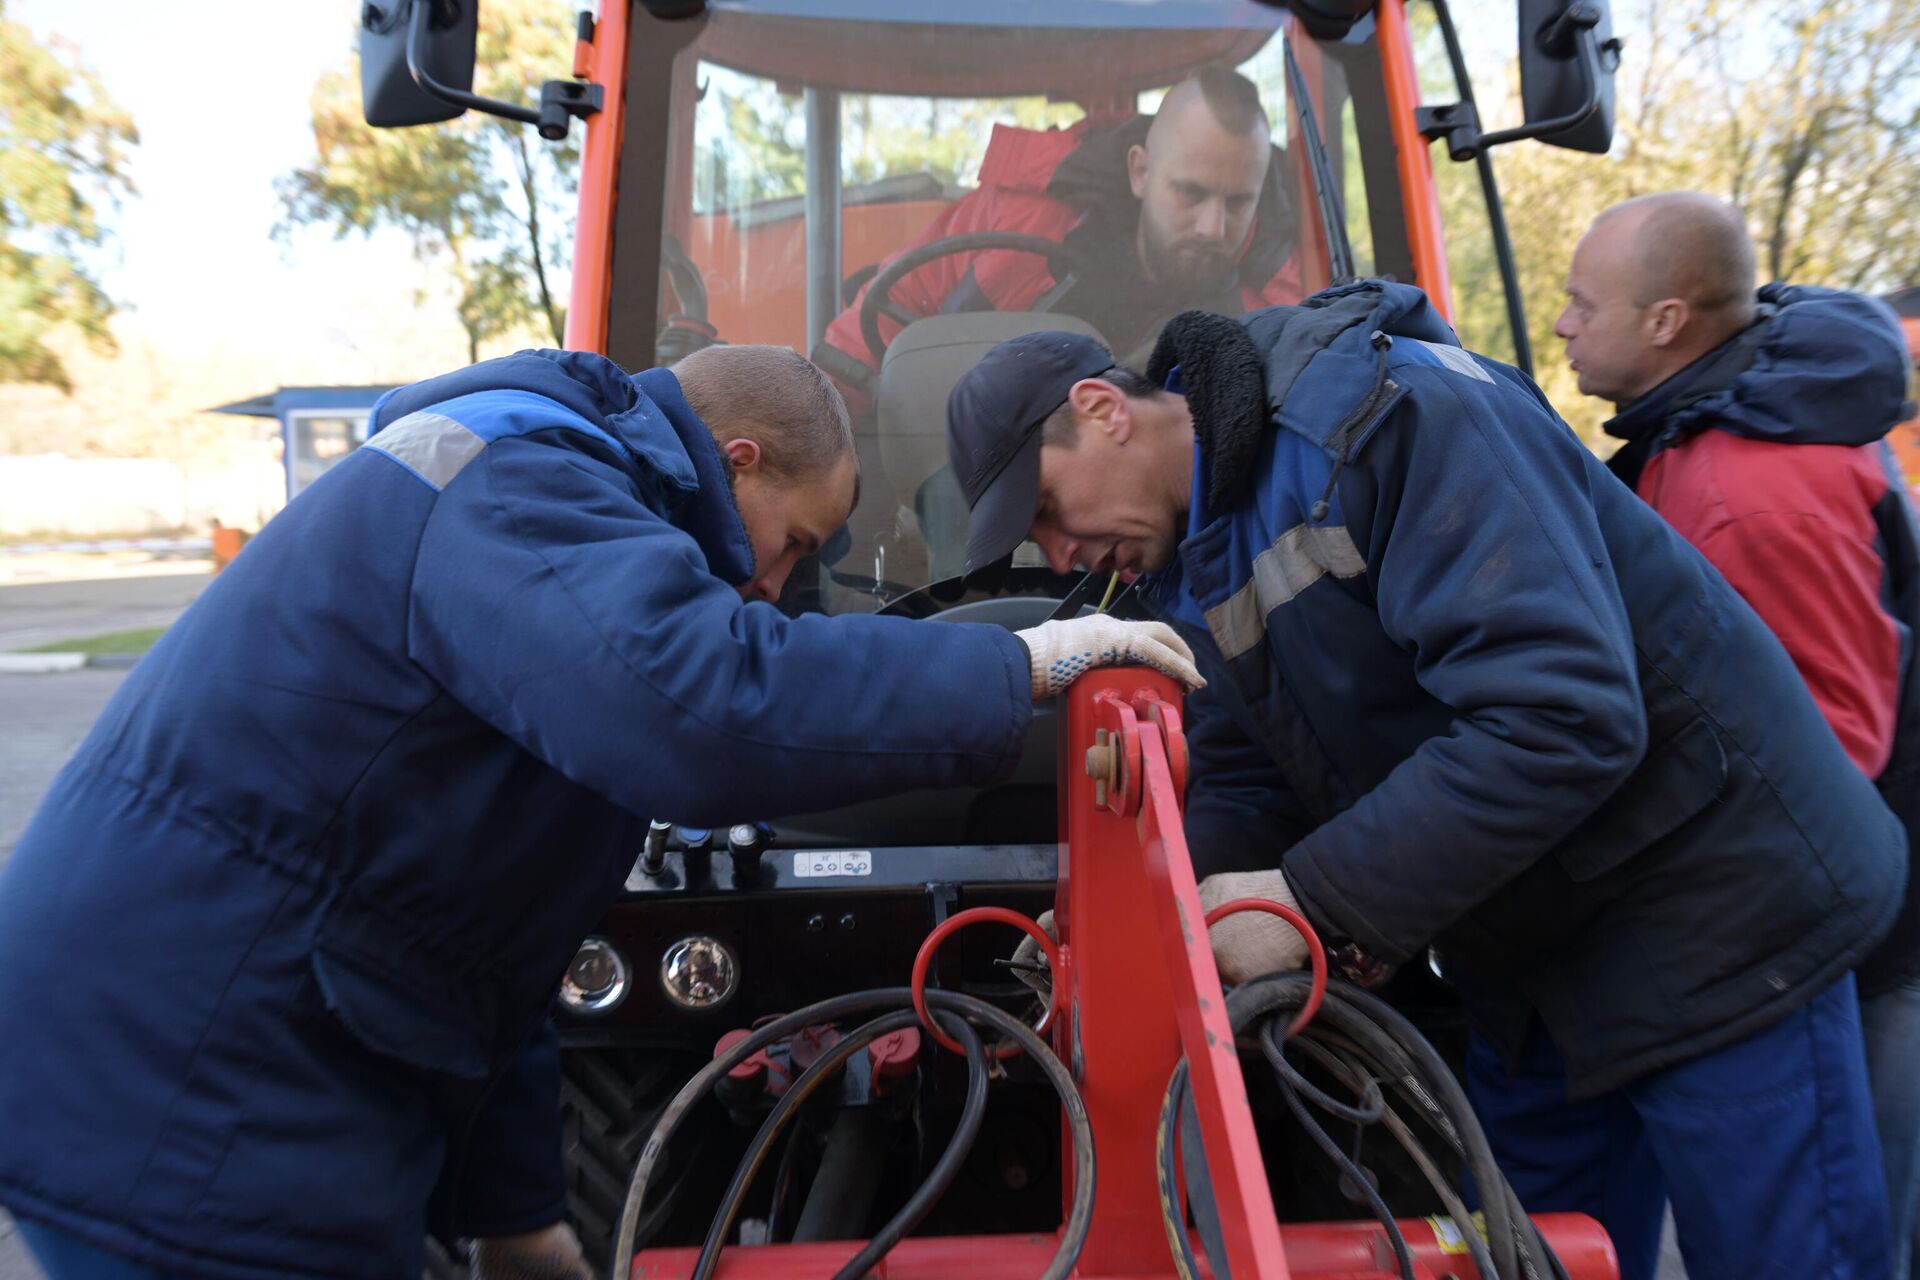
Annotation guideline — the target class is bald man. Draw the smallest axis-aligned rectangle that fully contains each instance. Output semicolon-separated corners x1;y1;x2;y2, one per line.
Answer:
814;66;1304;409
1560;191;1920;1277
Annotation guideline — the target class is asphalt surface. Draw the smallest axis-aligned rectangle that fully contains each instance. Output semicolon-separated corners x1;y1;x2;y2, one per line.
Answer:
0;566;206;653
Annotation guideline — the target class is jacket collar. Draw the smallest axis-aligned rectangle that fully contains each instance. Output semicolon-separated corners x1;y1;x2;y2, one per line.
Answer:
627;368;756;586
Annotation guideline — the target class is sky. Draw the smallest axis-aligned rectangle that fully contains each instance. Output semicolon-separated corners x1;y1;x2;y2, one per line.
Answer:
11;0;496;385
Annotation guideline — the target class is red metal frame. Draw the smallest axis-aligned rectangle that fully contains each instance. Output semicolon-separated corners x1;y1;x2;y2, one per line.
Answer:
1062;673;1292;1276
564;4;629;354
632;670;1618;1280
1376;0;1454;321
567;0;1455;353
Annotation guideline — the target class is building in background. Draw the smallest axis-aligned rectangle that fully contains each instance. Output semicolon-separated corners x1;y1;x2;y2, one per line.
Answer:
211;385;396;501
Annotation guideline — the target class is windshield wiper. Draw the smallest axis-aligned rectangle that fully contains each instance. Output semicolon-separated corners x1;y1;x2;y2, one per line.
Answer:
1283;35;1359;286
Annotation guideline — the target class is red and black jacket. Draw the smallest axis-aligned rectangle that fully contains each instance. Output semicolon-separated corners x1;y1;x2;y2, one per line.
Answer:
818;115;1304;408
1609;283;1920;996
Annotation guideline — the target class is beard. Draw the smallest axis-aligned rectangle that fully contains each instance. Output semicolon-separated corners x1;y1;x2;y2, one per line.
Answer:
1139;217;1239;297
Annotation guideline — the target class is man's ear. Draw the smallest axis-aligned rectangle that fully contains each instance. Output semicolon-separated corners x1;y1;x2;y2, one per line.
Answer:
1127;143;1150;201
1647;298;1691;349
1069;378;1131;443
721;438;763;471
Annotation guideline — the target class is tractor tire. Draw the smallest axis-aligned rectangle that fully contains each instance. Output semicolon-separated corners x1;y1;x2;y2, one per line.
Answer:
560;1046;706;1276
421;1046;701;1280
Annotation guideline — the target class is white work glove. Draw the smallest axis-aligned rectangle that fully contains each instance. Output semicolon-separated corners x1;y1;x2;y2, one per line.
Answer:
1197;870;1309;984
1014;616;1205;699
472;1222;591;1280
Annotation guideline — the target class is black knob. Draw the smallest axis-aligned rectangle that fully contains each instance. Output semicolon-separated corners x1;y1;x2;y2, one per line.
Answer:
641;820;673;876
677;827;714;881
727;823;770;881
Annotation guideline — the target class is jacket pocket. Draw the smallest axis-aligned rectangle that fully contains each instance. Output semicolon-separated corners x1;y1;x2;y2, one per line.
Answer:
1554;717;1729;882
310;912;493;1080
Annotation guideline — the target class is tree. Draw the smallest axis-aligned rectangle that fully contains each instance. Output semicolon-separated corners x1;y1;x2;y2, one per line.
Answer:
277;0;579;363
1408;0;1920;445
0;4;136;391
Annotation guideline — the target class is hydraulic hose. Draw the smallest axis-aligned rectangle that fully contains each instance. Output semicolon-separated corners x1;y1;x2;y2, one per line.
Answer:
609;986;1093;1280
825;1012;989;1280
1219;972;1567;1280
687;1010;987;1280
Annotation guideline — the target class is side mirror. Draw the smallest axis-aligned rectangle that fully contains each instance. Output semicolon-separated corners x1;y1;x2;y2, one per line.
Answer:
360;0;476;128
1283;0;1375;41
1518;0;1619;154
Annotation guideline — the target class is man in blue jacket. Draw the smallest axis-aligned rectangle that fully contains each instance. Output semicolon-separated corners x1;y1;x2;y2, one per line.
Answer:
947;296;1905;1280
0;343;1199;1280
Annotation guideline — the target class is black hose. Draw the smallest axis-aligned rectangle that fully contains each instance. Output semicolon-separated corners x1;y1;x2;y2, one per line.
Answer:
1258;1020;1388;1126
1282;1032;1506;1280
609;987;1094;1280
1154;1061;1201;1280
1257;1019;1416;1280
828;1013;990;1280
689;1010;936;1280
1225;972;1564;1280
765;1125;801;1242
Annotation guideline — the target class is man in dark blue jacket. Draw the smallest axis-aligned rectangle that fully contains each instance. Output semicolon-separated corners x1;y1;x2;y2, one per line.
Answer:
947;292;1906;1280
0;343;1199;1280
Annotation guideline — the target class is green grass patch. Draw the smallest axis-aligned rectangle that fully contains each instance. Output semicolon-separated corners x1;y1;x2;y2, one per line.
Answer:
24;626;167;657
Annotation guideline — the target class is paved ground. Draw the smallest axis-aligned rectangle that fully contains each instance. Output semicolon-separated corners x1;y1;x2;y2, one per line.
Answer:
0;555;208;653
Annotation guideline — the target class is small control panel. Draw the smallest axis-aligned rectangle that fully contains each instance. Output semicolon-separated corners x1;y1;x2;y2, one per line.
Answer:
794;850;873;878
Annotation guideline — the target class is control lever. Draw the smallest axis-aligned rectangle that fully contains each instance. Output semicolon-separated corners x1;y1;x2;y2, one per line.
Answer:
641;819;673;876
727;822;771;882
678;826;713;880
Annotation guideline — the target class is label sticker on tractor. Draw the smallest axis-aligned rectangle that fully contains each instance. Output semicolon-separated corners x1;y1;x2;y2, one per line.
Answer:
1426;1212;1489;1255
795;850;873;878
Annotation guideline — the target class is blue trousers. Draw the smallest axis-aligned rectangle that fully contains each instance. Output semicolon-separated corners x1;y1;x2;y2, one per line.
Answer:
1862;979;1920;1279
1467;975;1891;1280
15;1219;171;1280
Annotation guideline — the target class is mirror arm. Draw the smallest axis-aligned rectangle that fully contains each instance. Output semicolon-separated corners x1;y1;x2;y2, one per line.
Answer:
406;0;602;141
1416;2;1614;161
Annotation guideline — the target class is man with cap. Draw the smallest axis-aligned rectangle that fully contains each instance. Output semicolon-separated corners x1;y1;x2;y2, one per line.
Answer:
953;288;1904;1280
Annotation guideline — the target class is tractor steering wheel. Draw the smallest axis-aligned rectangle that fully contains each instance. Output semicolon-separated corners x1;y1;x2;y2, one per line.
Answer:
858;232;1079;364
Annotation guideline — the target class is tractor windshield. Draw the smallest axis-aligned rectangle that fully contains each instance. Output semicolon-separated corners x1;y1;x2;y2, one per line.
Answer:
627;1;1409;615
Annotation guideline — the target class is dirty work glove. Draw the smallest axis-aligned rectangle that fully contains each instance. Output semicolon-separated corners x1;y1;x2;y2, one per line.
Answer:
1015;616;1204;698
1007;908;1057;998
472;1222;591;1280
1197;870;1308;984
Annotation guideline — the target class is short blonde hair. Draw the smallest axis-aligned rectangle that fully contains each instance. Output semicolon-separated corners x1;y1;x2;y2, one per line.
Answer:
673;345;854;479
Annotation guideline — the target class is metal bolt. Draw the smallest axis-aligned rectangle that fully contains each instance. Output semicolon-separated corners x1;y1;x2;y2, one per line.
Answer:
806;914;826;933
1086;729;1112;807
838;913;857;932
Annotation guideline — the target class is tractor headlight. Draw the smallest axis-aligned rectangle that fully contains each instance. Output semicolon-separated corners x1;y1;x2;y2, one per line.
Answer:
660;935;739;1011
559;937;629;1016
